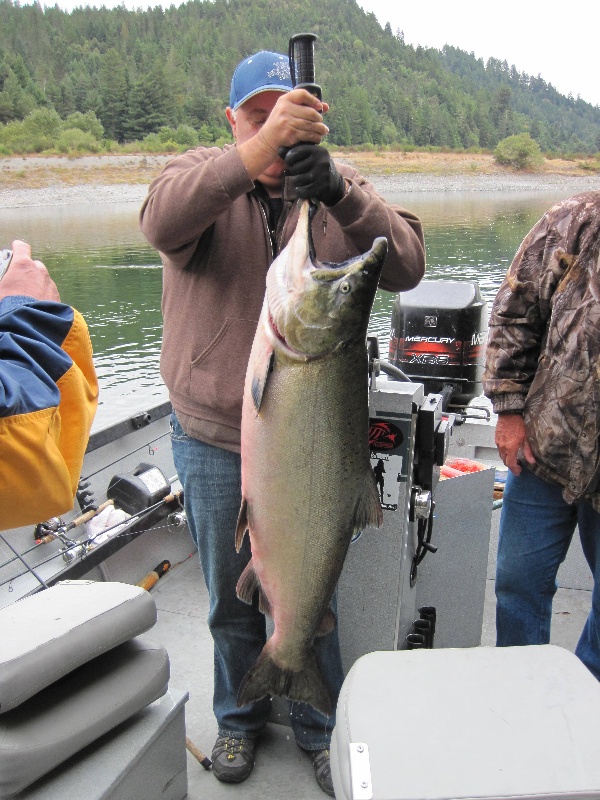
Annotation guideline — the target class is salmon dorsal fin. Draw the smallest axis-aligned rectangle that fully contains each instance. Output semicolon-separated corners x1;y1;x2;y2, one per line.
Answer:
236;558;272;616
235;498;249;551
250;345;274;412
353;467;384;533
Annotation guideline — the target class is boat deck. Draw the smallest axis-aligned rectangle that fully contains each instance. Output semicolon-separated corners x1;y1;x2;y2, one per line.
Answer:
148;532;592;800
150;554;331;799
2;400;593;799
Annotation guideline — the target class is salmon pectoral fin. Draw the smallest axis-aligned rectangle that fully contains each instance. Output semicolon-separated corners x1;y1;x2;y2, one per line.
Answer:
316;608;336;637
352;467;384;533
235;498;249;551
237;645;332;717
250;347;274;412
236;558;272;616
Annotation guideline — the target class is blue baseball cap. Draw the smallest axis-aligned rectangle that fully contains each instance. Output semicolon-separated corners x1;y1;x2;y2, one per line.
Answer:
229;51;293;111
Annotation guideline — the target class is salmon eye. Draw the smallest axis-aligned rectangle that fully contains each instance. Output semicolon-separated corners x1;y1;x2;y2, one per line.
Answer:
339;281;351;294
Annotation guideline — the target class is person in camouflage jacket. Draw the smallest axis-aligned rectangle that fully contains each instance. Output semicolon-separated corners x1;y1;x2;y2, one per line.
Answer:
483;190;600;680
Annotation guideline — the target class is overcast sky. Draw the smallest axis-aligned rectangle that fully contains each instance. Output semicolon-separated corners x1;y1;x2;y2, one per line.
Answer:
21;0;600;107
358;0;600;107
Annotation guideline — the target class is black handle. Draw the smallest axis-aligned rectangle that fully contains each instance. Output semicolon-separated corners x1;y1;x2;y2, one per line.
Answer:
288;33;321;100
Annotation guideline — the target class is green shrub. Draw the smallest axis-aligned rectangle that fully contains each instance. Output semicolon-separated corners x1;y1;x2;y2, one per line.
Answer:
156;126;177;143
140;132;179;152
172;124;198;148
0;108;66;153
494;133;544;170
63;111;104;140
25;108;62;137
197;124;214;145
148;125;198;148
0;119;51;152
56;128;102;153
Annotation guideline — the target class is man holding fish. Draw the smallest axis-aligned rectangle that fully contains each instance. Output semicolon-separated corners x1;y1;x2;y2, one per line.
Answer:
140;49;425;795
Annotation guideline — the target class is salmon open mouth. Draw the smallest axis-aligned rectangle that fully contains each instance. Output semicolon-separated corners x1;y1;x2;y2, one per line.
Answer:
268;310;285;345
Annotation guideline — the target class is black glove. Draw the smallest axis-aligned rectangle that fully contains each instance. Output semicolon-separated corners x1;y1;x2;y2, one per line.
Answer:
281;144;346;206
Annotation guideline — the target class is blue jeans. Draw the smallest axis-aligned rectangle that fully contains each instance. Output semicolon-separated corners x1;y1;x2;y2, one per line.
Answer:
170;412;344;748
496;468;600;680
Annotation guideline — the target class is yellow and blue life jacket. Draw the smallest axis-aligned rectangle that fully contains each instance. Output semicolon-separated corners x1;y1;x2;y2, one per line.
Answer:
0;295;98;530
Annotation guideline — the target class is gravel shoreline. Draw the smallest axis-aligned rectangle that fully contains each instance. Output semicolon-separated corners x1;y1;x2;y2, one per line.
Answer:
2;173;599;209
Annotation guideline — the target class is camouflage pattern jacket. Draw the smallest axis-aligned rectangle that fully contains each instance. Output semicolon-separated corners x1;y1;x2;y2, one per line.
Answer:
483;191;600;511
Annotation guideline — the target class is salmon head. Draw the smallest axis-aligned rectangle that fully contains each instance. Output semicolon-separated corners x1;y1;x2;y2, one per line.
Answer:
265;200;388;360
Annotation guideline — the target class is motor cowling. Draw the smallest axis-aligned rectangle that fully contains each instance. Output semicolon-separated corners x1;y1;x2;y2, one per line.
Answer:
388;280;488;408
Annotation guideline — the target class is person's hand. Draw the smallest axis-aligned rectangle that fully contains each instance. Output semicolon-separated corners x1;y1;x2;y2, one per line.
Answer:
0;240;60;303
495;412;536;475
253;89;329;158
281;144;346;206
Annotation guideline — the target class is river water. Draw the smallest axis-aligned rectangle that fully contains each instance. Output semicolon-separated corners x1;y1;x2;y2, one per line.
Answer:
0;188;578;429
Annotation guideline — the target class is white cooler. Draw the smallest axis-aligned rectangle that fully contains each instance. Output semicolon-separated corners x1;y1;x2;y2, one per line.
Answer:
331;645;600;800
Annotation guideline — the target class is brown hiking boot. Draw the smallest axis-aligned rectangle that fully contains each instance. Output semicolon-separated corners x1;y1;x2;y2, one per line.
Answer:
311;748;335;797
211;735;256;783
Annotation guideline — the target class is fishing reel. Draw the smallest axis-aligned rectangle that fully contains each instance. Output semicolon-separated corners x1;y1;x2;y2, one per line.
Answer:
33;517;90;562
34;517;65;543
107;463;171;515
167;509;187;531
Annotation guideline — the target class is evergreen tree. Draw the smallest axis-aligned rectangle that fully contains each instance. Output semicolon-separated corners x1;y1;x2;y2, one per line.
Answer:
0;0;597;152
99;48;129;142
126;61;173;140
492;85;513;139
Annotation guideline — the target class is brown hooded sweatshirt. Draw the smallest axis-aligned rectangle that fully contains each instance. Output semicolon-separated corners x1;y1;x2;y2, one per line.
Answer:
140;144;425;452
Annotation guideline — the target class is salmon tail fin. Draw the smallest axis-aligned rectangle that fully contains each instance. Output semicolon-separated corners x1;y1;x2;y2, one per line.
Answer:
236;558;272;616
235;498;249;551
237;644;332;717
353;467;384;533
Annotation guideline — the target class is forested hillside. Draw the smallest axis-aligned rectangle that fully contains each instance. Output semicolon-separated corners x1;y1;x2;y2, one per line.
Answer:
1;0;599;153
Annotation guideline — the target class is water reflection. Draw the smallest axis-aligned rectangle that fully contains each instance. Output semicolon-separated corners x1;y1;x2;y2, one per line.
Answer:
0;188;577;428
369;189;574;355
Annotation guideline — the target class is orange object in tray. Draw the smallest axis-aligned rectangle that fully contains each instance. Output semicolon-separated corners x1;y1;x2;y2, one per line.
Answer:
441;457;488;478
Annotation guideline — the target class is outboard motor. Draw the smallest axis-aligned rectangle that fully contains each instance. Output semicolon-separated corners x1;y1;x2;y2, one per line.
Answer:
388;280;488;409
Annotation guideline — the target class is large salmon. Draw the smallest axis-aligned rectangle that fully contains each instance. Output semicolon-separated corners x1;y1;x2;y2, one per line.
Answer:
235;200;387;715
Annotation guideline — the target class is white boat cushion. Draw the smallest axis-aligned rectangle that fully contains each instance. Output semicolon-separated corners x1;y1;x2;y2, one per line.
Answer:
0;580;156;713
0;635;169;797
332;645;600;800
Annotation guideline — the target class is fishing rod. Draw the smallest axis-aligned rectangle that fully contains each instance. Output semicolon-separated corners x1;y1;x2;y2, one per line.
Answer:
78;429;171;486
0;532;50;590
0;489;183;591
0;501;115;572
0;502;117;580
0;429;173;567
0;467;179;573
1;443;182;589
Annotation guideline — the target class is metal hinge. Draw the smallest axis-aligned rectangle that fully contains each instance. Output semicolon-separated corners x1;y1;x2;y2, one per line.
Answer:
349;742;373;800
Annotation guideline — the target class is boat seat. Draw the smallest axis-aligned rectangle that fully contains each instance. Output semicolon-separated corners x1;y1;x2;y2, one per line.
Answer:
0;580;180;798
331;645;600;800
0;580;157;713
